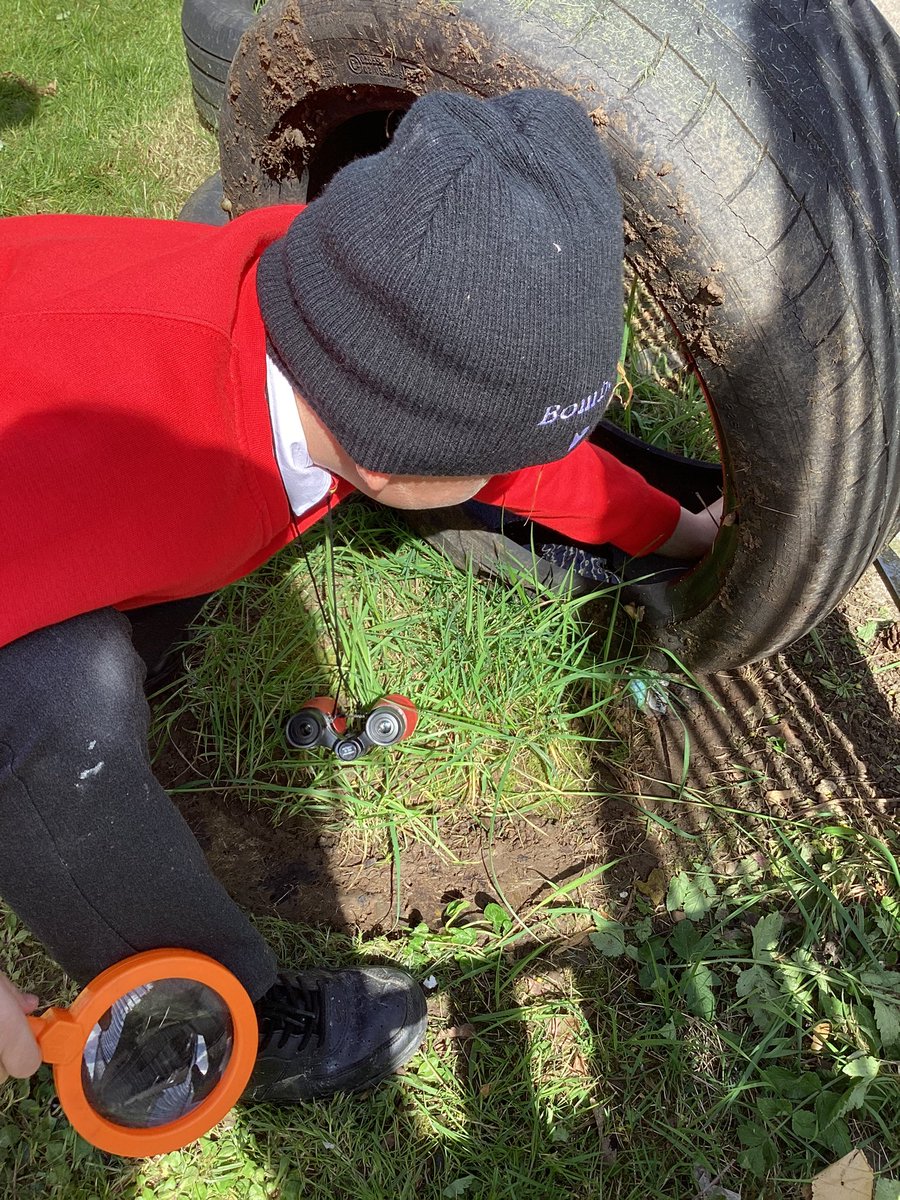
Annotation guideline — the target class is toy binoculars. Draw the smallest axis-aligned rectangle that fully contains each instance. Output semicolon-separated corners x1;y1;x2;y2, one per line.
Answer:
284;694;417;763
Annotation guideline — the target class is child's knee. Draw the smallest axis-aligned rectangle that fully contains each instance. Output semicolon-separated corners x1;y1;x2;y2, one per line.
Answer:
0;609;148;747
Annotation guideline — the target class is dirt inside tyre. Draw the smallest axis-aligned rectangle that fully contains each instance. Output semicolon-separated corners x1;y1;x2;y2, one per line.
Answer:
219;0;900;674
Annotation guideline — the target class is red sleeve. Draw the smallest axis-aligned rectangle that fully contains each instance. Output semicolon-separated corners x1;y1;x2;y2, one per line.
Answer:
474;439;682;557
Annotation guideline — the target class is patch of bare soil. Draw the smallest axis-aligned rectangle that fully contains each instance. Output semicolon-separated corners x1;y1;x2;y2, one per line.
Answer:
155;566;899;932
166;773;631;934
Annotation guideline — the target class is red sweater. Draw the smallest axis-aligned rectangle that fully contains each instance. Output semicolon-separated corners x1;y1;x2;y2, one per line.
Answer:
0;206;679;650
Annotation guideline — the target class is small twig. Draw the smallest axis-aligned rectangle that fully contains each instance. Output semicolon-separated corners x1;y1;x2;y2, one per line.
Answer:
693;490;725;530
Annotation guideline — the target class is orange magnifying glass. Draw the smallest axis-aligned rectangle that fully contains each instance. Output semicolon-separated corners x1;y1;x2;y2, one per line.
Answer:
26;949;258;1157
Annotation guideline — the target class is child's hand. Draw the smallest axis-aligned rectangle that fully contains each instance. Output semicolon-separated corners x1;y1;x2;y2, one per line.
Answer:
0;972;41;1085
656;497;724;560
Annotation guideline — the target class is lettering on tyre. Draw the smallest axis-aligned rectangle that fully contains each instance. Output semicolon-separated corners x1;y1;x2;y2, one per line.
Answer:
347;52;421;82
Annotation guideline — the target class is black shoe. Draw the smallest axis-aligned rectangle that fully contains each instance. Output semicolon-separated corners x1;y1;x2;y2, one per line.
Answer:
241;966;428;1103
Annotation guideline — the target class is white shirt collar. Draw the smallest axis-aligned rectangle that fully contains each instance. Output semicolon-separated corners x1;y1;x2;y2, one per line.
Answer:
266;354;333;517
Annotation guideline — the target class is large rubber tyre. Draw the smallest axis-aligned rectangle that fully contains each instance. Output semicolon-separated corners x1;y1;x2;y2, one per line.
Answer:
181;0;261;130
220;0;900;673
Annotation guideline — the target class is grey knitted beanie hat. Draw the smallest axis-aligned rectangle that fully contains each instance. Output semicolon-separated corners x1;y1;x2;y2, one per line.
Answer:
257;87;624;477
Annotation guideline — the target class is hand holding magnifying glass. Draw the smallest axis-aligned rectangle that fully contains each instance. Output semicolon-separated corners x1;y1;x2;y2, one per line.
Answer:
0;970;42;1085
15;949;258;1157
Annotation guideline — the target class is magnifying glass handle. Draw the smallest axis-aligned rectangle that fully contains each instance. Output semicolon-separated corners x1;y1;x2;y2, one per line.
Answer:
27;1009;84;1065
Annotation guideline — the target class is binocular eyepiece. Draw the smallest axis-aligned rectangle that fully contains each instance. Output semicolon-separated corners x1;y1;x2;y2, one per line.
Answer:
284;695;417;763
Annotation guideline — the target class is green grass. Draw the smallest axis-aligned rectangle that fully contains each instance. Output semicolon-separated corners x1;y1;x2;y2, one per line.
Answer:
4;829;900;1198
605;276;720;463
155;501;634;841
2;4;900;1197
0;0;217;217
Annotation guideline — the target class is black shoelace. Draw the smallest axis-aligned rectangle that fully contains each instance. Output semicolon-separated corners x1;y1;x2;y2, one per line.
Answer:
540;542;622;587
256;974;327;1053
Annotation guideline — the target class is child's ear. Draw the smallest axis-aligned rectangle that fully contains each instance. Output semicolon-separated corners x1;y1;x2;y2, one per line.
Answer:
356;465;393;495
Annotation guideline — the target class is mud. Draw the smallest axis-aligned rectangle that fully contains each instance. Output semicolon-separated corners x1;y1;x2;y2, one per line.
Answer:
219;0;552;212
161;751;633;934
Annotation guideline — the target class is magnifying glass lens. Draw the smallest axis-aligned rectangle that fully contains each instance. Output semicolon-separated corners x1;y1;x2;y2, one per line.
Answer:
80;978;235;1129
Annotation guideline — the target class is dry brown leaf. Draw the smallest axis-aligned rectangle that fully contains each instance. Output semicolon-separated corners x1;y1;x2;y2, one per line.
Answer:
569;1050;589;1078
545;1014;580;1045
521;969;567;998
810;1020;832;1053
777;721;802;746
811;1150;874;1200
635;867;667;908
555;929;593;950
447;1024;476;1041
591;1107;619;1163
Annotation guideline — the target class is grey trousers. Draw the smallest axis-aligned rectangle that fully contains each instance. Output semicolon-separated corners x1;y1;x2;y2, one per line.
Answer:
0;608;277;1001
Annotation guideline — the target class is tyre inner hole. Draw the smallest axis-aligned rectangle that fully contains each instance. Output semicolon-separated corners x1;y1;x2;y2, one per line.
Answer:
307;105;407;200
271;86;412;202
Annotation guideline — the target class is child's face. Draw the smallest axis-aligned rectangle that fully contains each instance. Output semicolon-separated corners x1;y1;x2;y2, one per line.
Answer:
292;389;489;509
352;471;490;511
